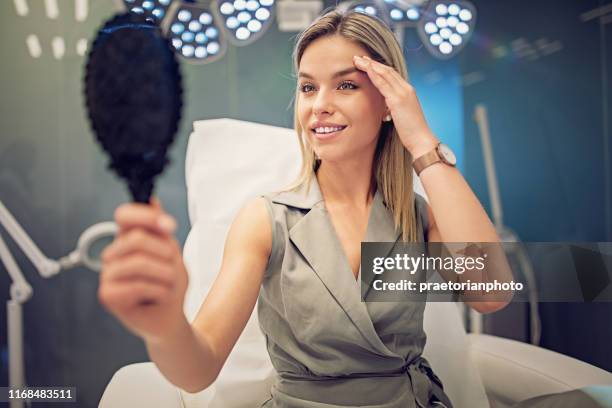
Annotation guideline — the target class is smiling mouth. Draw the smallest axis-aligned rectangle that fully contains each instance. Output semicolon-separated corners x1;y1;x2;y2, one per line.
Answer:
312;125;347;139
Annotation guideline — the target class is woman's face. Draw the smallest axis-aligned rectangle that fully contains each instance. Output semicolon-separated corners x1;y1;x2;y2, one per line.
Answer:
297;35;387;164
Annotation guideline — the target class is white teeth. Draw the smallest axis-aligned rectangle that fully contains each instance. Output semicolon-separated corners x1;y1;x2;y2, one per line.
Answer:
314;126;344;134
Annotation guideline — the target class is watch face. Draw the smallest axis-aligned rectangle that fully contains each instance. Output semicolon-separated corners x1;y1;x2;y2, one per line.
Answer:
438;143;457;165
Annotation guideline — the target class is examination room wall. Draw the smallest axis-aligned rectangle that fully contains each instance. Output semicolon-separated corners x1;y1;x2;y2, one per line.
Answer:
460;0;612;371
0;1;611;407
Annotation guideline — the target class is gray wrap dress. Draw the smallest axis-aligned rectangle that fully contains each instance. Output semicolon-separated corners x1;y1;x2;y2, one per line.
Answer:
257;176;453;408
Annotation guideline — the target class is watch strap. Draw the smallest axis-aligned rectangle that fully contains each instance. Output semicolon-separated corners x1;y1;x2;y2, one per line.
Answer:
413;144;442;176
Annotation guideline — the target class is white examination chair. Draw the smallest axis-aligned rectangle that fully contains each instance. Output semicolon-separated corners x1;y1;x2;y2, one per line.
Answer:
100;118;612;408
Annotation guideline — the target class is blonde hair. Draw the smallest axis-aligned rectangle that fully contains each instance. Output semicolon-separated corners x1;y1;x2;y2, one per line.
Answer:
286;9;418;242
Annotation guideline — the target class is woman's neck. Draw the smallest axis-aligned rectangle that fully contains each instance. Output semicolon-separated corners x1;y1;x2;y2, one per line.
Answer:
316;159;376;209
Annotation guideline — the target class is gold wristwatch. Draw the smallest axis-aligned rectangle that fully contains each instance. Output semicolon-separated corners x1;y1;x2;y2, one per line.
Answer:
413;142;457;176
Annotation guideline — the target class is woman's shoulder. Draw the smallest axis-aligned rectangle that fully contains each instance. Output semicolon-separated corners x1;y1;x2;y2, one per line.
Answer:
234;197;272;238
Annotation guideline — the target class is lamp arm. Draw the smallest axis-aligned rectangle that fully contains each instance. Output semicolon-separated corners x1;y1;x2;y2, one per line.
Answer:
0;234;32;304
474;104;504;229
0;200;60;278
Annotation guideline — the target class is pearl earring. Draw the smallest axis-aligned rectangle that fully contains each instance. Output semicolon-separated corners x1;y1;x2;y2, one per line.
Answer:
383;114;392;122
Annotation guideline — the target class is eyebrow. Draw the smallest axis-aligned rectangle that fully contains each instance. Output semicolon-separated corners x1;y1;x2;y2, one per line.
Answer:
298;67;360;80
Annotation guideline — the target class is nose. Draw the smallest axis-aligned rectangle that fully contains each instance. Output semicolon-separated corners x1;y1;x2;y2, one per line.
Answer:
312;86;335;116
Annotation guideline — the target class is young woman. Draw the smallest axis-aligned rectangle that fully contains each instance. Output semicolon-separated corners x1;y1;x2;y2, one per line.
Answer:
99;10;509;408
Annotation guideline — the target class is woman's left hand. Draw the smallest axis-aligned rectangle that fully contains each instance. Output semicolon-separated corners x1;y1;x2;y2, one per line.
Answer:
353;55;439;159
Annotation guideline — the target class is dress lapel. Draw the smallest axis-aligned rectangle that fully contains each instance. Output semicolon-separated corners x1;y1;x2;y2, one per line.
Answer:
272;176;401;357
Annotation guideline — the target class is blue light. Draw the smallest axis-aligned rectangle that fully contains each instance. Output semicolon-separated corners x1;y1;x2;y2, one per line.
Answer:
459;9;472;21
236;27;250;40
181;31;195;42
182;44;195;57
195;32;207;43
171;22;185;34
189;21;202;32
205;27;218;38
220;2;234;15
207;42;220;54
390;8;402;20
406;8;419;20
178;9;192;22
247;19;262;32
364;6;376;15
435;4;447;15
246;0;259;11
237;11;251;23
234;0;247;11
226;16;239;29
424;22;437;34
199;12;213;24
456;21;469;34
195;46;207;58
255;7;269;20
439;41;452;54
152;8;164;18
448;4;461;15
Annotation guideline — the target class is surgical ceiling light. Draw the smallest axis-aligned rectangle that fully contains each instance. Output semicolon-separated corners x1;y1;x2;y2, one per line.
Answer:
117;0;174;22
417;0;476;59
337;0;475;60
162;2;227;63
117;0;275;62
384;0;422;23
351;4;379;17
115;0;475;62
214;0;276;45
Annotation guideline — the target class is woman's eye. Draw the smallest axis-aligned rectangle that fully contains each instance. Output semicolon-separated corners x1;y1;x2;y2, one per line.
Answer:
299;81;357;93
339;81;357;90
300;84;314;93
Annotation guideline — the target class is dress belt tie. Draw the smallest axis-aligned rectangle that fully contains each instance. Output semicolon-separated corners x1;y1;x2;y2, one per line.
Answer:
403;357;451;408
276;357;451;408
404;361;433;408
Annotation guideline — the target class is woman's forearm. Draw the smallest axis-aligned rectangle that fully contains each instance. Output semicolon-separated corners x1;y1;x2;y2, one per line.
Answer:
410;134;514;312
145;316;220;393
420;163;499;242
411;133;499;243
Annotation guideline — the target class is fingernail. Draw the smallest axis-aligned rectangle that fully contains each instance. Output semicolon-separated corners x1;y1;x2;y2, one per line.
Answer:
158;214;176;233
362;55;371;60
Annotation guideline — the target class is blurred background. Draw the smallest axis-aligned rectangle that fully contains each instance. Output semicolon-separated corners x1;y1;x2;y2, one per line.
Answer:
0;0;611;406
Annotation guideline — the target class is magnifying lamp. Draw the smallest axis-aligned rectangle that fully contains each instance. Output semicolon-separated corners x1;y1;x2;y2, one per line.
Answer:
0;200;116;408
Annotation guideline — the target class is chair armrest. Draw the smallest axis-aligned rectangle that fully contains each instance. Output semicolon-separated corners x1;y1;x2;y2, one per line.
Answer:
468;334;612;406
99;362;187;408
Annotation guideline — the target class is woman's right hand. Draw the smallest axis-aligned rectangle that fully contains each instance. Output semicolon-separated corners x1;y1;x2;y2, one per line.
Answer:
98;197;189;344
